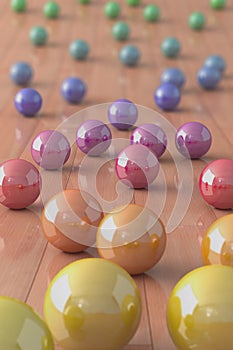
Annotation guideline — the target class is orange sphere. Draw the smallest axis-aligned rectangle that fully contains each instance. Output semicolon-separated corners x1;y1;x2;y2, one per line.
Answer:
201;213;233;266
41;189;104;253
96;204;166;275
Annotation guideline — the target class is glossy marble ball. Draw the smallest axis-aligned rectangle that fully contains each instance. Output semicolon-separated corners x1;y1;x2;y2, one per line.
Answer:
29;26;48;46
14;88;42;117
201;214;233;266
69;39;90;60
43;1;60;18
175;121;212;159
78;0;91;3
41;189;103;253
115;144;160;189
154;83;181;110
0;159;40;209
143;4;160;22
76;119;112;156
210;0;226;9
108;98;138;130
167;265;233;350
112;21;130;41
97;204;166;275
10;61;33;86
44;258;141;350
197;66;221;89
61;77;86;103
11;0;27;12
130;123;167;158
161;37;181;58
31;130;71;170
126;0;141;6
119;45;141;66
160;67;186;89
189;11;206;30
0;297;54;350
204;54;226;74
104;1;121;19
199;159;233;209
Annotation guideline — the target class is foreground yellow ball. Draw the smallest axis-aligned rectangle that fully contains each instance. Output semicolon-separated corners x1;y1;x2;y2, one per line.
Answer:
201;213;233;266
0;296;54;349
44;258;142;350
167;265;233;350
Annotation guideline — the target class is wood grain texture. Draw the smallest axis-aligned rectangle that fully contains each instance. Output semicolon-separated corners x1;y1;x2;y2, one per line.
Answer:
0;0;233;349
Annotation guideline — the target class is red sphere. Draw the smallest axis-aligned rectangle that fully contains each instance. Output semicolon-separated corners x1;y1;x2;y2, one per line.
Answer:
199;159;233;209
0;159;41;209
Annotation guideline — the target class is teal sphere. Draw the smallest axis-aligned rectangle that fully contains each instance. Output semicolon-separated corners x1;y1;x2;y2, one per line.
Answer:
112;22;130;41
161;37;181;58
120;45;141;66
69;40;90;60
29;26;48;46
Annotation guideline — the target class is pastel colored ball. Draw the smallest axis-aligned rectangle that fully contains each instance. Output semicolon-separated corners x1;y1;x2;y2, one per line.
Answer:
201;214;233;266
210;0;226;9
14;87;42;117
10;61;33;85
76;119;112;156
29;26;48;46
41;189;104;253
61;77;86;103
143;4;160;22
160;67;186;89
119;45;141;66
126;0;141;6
69;39;90;60
167;265;233;350
197;66;221;89
115;144;160;189
43;1;60;18
0;296;54;349
108;98;138;130
112;21;130;41
204;54;226;73
189;11;206;30
11;0;27;12
31;130;71;170
44;258;142;350
161;37;181;58
0;159;40;209
104;1;121;18
130;123;167;158
175;121;212;159
154;83;181;110
199;159;233;209
96;204;167;275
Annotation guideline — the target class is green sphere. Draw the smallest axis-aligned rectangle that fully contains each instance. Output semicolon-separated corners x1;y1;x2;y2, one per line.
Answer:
189;12;206;30
104;1;121;19
78;0;91;3
112;21;130;41
29;26;48;46
143;4;160;22
11;0;27;12
43;1;60;18
161;37;181;58
210;0;226;9
126;0;141;7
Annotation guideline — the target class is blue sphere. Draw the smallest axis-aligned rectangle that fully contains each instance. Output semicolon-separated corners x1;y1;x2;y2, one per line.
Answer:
10;62;33;85
119;45;141;66
203;55;226;73
160;67;186;89
197;66;221;89
61;77;86;103
69;39;90;60
14;88;42;117
154;83;181;110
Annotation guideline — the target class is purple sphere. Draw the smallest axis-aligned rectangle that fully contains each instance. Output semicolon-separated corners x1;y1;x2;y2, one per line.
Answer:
115;144;160;189
61;77;86;103
108;99;138;130
76;120;112;156
154;83;181;111
14;88;42;117
31;130;71;169
130;123;167;158
175;121;212;159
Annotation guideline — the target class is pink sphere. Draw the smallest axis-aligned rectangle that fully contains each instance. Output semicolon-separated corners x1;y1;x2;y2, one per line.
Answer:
31;130;71;170
0;159;41;209
199;159;233;209
115;144;160;189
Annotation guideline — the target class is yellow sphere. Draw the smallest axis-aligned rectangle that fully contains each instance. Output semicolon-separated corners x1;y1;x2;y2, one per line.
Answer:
0;296;54;349
96;204;166;275
167;265;233;350
44;258;141;350
201;213;233;266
